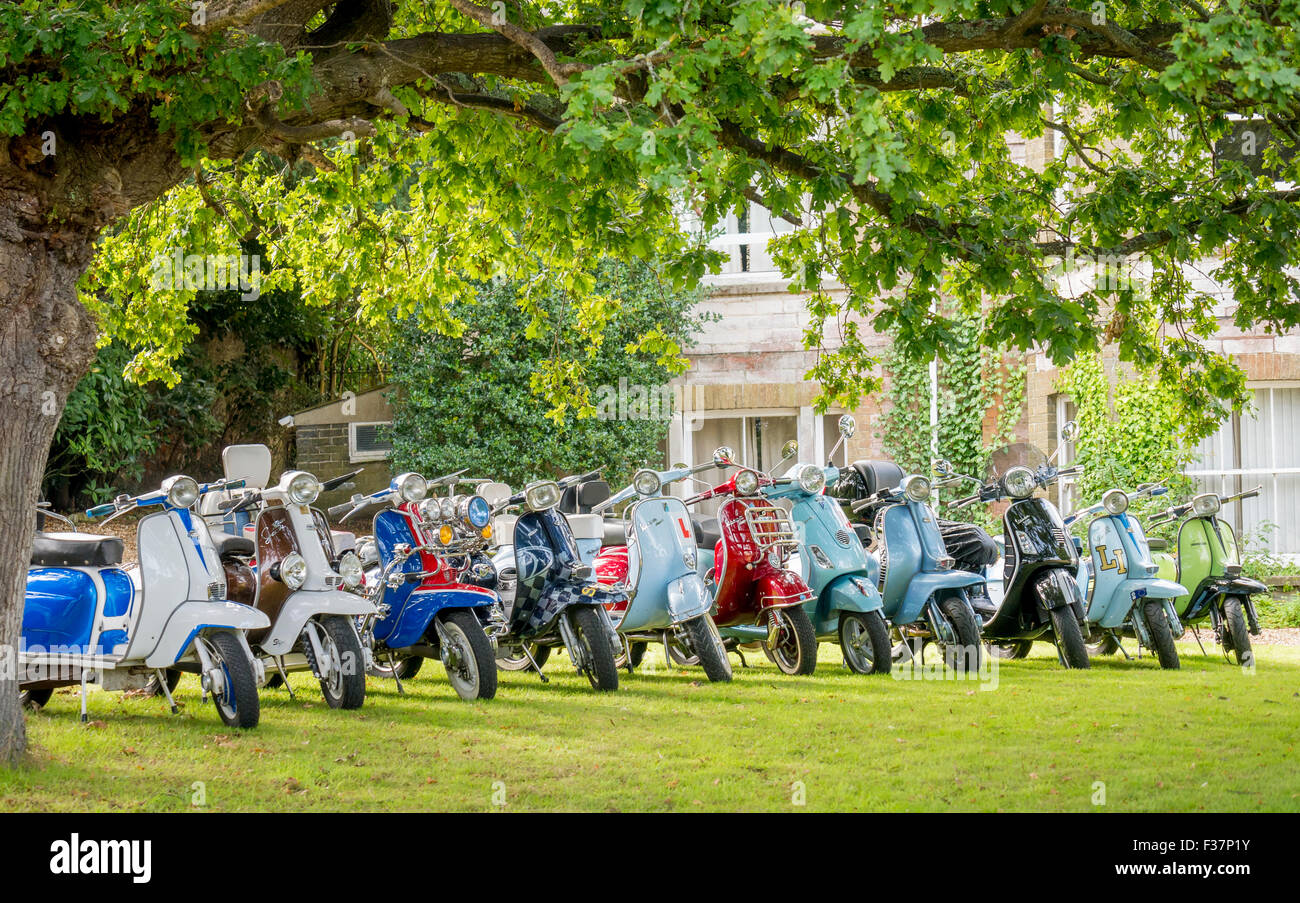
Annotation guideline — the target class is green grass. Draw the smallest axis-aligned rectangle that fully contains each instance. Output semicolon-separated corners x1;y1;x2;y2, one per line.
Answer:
5;640;1299;812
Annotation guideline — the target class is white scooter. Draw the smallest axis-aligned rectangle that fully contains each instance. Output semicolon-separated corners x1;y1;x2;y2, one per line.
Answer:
20;476;269;727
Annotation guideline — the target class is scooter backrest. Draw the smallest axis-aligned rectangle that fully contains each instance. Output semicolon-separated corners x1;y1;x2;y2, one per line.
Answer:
479;481;513;507
223;444;273;489
560;480;611;514
850;460;904;497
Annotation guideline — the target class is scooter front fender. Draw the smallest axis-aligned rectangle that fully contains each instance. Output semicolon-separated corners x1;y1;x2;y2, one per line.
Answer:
825;573;884;615
664;573;713;623
146;600;270;669
754;570;814;611
1092;577;1188;629
259;589;376;654
895;570;983;625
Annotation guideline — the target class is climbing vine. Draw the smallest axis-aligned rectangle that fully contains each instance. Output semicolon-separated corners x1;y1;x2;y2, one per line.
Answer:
1055;354;1196;532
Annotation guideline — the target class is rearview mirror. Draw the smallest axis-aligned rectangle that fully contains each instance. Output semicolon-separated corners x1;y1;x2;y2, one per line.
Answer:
780;439;798;460
933;459;952;477
838;414;856;438
1061;420;1080;442
712;446;735;467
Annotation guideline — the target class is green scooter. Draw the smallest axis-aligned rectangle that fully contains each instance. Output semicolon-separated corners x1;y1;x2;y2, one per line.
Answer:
1147;486;1266;667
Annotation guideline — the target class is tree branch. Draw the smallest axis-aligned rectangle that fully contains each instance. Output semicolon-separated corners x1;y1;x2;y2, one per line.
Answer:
448;0;589;87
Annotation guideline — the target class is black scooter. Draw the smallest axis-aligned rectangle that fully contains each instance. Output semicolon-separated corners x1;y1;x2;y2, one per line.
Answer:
941;424;1091;669
489;472;626;691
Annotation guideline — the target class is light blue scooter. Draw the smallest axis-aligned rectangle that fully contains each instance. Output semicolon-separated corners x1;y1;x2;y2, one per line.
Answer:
589;461;733;681
763;416;892;674
1067;483;1187;668
840;461;986;670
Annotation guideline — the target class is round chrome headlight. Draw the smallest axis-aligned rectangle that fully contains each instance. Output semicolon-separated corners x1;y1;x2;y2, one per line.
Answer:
734;469;760;496
287;471;322;505
395;472;428;503
902;474;931;502
524;480;561;511
440;496;457;520
279;551;307;590
633;468;662;497
463;494;491;528
796;464;826;495
1003;466;1037;499
418;498;441;522
337;551;362;588
1191;492;1221;517
1102;488;1129;515
165;475;200;509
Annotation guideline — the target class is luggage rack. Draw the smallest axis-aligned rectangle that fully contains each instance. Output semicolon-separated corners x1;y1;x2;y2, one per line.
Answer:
742;502;800;553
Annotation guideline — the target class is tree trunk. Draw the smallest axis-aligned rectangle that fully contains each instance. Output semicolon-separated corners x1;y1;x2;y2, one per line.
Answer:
0;221;100;765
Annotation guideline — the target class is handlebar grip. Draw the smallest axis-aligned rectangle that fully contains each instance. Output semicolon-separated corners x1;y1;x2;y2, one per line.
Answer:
86;503;115;518
850;498;873;513
327;501;355;518
217;498;240;512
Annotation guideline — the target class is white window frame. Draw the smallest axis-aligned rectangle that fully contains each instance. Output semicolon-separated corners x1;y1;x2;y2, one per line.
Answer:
348;420;393;463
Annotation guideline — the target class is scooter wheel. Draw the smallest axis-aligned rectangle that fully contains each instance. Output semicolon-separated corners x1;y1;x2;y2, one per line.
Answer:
142;668;182;698
990;641;1033;660
939;594;983;672
615;639;647;671
1142;601;1180;670
1222;596;1254;667
318;616;367;709
839;610;891;675
1049;606;1090;669
569;606;619;691
682;615;732;682
440;609;498;701
206;631;261;729
765;607;818;676
20;689;53;710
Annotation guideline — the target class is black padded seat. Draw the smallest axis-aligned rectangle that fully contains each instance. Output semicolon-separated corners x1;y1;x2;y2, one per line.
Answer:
601;518;626;547
30;532;123;568
849;460;904;496
560;480;611;514
853;523;873;545
213;533;255;558
692;516;722;549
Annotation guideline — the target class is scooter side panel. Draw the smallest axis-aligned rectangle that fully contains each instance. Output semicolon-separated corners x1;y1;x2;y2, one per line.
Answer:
258;588;376;653
877;504;922;622
97;568;135;652
22;569;97;649
146;600;271;668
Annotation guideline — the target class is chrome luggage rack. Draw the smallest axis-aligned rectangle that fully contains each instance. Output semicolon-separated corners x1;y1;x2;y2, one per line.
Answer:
742;502;800;553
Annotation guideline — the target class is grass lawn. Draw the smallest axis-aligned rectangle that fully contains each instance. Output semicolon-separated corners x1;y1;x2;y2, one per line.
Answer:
5;639;1299;812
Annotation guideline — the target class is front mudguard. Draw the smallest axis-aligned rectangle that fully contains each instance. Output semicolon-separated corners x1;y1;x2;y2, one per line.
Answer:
1033;568;1087;622
375;585;498;649
665;573;713;623
146;600;271;669
1184;575;1268;622
894;570;984;626
1092;577;1188;630
260;588;377;655
525;580;629;636
754;569;814;611
824;573;884;615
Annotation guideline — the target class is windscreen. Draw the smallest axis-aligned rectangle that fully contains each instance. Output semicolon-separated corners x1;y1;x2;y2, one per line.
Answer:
985;443;1047;482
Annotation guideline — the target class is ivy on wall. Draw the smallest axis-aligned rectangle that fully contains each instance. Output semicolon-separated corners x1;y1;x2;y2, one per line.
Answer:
1054;353;1195;531
879;311;1027;526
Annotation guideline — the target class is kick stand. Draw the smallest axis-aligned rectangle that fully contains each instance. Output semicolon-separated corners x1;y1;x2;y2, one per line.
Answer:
1115;636;1133;660
274;657;295;699
735;647;749;669
520;646;549;683
388;653;408;694
155;669;179;714
79;670;90;723
1190;625;1208;655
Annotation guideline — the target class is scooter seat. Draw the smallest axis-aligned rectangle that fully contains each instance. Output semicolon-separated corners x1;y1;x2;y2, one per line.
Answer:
852;523;873;546
212;533;255;558
602;518;626;547
693;517;722;549
849;460;904;496
30;532;123;567
1147;537;1169;551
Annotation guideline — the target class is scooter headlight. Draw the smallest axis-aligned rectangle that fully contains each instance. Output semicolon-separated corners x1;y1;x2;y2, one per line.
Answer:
524;480;561;511
440;496;457;520
797;464;826;495
734;469;760;496
633;469;662;497
418;498;441;522
337;551;363;588
279;551;307;590
164;475;200;509
287;471;322;505
1102;488;1129;515
395;472;428;503
1191;492;1221;517
438;524;454;545
902;474;931;502
463;494;491;528
1003;466;1037;499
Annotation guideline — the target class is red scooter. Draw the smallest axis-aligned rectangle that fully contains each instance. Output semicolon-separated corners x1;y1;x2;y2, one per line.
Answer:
686;447;819;674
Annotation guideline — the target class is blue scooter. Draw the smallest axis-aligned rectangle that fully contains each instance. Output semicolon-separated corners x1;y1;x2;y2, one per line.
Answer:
1067;483;1187;668
763;416;892;674
20;476;269;727
490;473;628;690
836;461;986;670
333;471;503;700
588;463;733;681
